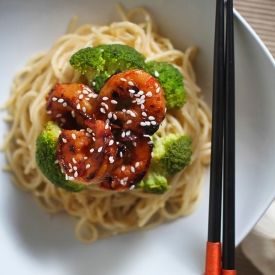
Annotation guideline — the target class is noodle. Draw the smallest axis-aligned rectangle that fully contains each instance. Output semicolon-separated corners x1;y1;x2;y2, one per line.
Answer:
2;6;211;242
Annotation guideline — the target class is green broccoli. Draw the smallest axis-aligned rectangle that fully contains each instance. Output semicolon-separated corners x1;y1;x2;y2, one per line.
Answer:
136;133;192;194
137;172;169;195
35;121;86;192
69;44;146;92
144;61;187;110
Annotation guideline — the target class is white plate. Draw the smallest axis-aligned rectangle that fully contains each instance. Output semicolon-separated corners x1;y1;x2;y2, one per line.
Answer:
1;0;275;274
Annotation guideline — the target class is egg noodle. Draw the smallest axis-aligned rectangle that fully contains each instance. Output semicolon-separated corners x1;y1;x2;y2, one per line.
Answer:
2;6;211;242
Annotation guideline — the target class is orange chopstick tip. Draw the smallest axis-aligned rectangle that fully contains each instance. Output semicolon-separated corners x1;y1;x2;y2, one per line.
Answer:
205;242;221;275
221;269;237;275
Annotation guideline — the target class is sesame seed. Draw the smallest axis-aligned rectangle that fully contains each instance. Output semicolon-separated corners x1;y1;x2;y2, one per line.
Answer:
58;98;64;103
79;94;84;100
130;185;135;190
145;121;151;125
47;110;52;114
146;91;152;97
98;146;103;152
52;97;57;101
90;148;95;153
126;130;131;136
68;176;75;181
135;162;140;168
151;121;157;125
72;158;77;163
62;138;67;143
141;104;145;109
74;171;78;178
120;77;126;82
73;166;77;170
133;142;137;147
128;81;134;86
156;87;161;93
86;164;91;169
103;96;108;101
140;122;146;126
61;118;66;123
121;166;125;171
56;114;62;118
109;156;114;163
142;112;147;117
108;112;113;119
154;71;159;77
113;113;117;120
82;107;86;113
151;152;154;157
100;108;106;114
76;103;81;110
68;163;73;168
109;140;114;146
138;90;144;95
126;120;132;124
122;109;126;112
148;116;155;120
77;90;82;94
71;110;75;117
63;102;68;107
83;90;89;95
128;89;135;94
84;157;88;160
148;140;153;144
120;179;126;186
121;132;126;138
131;166;135;173
120;151;123;157
92;81;96;86
111;100;118;104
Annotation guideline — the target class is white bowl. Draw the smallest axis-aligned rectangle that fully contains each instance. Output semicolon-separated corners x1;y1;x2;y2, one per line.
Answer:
1;0;275;274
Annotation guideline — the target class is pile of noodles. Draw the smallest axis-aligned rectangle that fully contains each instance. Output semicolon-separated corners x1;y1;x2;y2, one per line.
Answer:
2;6;211;242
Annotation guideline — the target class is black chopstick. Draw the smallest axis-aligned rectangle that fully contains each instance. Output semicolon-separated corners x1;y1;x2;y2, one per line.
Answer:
222;0;235;271
205;0;236;274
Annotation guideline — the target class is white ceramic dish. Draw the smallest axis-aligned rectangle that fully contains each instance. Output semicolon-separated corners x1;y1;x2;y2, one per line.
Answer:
1;0;275;274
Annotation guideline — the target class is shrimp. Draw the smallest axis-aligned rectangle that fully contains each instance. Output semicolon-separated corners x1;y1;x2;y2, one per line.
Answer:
56;119;126;184
94;69;166;135
99;131;153;190
46;83;98;129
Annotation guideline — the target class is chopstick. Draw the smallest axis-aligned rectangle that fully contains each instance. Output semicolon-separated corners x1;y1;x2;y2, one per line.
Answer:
205;0;236;274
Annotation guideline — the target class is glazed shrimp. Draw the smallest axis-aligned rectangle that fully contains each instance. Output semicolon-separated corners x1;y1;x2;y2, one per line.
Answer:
56;119;126;184
99;132;153;190
46;83;98;129
94;69;166;135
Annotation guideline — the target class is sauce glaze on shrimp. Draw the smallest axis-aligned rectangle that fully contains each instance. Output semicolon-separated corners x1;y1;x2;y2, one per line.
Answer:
46;83;97;129
94;69;166;135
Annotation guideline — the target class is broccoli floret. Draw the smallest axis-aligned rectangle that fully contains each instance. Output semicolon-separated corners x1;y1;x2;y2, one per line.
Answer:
152;134;192;175
69;44;146;92
136;133;192;194
137;172;169;194
144;61;187;110
35;121;85;192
